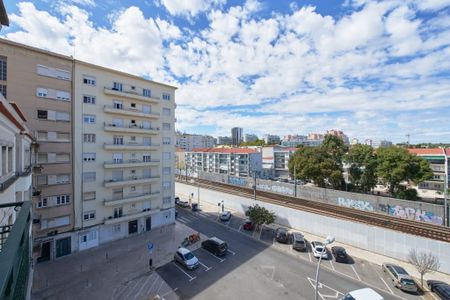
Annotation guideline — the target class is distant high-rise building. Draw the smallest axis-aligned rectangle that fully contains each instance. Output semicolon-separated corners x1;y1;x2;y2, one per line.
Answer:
244;133;258;143
351;138;359;145
231;127;243;145
176;132;215;151
308;133;325;140
326;129;349;145
365;139;373;146
372;140;392;148
264;134;281;145
217;136;232;145
281;135;307;147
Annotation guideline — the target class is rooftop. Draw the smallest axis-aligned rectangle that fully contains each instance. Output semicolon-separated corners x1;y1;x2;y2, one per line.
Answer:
408;148;447;155
190;148;258;154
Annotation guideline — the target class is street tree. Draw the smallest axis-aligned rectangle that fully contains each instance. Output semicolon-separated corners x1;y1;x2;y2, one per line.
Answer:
345;144;378;192
376;146;433;197
407;249;440;287
245;204;275;229
322;134;348;165
240;139;266;146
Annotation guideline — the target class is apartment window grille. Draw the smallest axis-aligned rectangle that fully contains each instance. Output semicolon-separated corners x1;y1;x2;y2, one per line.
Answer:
0;56;6;81
83;95;96;104
83;75;96;85
143;88;151;97
113;136;124;145
84;134;96;143
0;84;5;98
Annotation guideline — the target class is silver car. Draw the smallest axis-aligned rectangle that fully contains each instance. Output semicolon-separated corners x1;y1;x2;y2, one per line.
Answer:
382;263;418;293
174;247;199;270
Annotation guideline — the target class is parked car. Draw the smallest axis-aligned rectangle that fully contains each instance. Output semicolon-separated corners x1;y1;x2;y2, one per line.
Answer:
311;241;328;259
382;263;418;293
176;199;190;208
331;246;349;263
174;247;199;270
201;237;228;256
341;288;384;300
275;227;289;243
427;280;450;300
220;211;231;221
243;220;254;231
291;232;307;251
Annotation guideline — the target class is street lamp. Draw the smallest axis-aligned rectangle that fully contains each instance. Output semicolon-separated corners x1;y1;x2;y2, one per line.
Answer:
314;235;335;300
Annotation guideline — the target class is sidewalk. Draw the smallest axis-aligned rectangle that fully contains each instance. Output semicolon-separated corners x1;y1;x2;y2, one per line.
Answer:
32;221;206;300
176;190;450;287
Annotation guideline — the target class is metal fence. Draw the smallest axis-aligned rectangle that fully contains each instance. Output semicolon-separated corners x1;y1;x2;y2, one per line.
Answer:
0;201;31;300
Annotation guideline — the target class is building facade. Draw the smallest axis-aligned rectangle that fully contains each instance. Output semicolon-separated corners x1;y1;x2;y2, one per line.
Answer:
262;146;297;178
264;134;281;145
175;132;215;151
185;148;262;177
217;136;232;145
231;127;243;146
72;60;176;251
0;39;74;261
244;134;258;143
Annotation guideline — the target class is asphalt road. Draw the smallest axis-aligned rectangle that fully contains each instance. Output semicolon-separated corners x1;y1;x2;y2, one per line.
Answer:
157;208;421;300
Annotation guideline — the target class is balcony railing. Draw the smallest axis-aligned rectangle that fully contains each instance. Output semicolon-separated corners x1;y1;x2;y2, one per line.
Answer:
104;87;160;103
103;159;160;168
0;166;32;192
103;122;160;134
103;142;160;150
103;208;159;225
103;105;160;118
0;201;31;300
104;175;160;187
104;191;161;206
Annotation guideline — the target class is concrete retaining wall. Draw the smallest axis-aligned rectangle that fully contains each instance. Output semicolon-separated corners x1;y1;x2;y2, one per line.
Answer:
176;182;450;274
198;172;444;225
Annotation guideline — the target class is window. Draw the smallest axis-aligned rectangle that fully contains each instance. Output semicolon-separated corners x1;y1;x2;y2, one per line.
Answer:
83;114;96;124
113;100;123;109
83;211;96;221
41;216;70;229
131;136;136;141
162;108;171;116
0;84;5;98
36;87;48;97
113;224;121;233
83;75;96;85
163;137;171;145
131;103;136;108
113;207;123;218
143;137;151;145
37;110;48;119
56;111;70;121
83;172;96;182
113;82;123;91
56;174;70;184
163;152;171;160
162;123;171;130
163;167;171;175
143;88;151;97
143;154;151;162
163;196;171;205
162;93;171;101
0;56;6;81
37;65;71;80
112;153;123;163
163;181;171;190
113;136;124;145
130;186;136;192
56;195;70;205
83;95;96;104
83;153;96;162
83;191;96;201
37;198;47;208
56;90;71;101
84;134;96;143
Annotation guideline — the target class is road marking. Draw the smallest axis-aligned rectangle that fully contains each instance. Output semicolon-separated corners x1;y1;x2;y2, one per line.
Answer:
132;273;155;300
329;259;335;271
429;291;440;300
199;261;212;271
200;248;225;263
147;273;160;294
156;279;165;295
374;267;394;294
238;225;242;232
351;265;361;281
173;263;197;281
160;287;178;299
308;251;312;262
227;249;236;255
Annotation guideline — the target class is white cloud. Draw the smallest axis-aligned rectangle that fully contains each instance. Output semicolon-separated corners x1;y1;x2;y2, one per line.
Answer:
156;0;226;18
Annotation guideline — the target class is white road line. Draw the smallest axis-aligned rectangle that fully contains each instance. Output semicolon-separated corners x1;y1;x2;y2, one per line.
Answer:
227;249;236;255
156;280;165;295
147;274;160;294
199;261;212;271
308;251;313;262
173;263;197;281
121;276;144;300
160;287;178;299
238;225;242;232
375;268;394;295
329;259;336;271
132;274;155;300
200;248;225;263
351;265;361;281
429;291;440;300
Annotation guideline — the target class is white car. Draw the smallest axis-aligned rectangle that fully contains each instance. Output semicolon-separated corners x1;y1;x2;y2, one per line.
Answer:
311;241;328;259
174;247;199;270
220;211;231;221
341;288;384;300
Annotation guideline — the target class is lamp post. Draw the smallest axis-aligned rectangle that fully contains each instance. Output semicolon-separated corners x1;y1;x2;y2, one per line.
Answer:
314;235;335;300
253;171;257;202
294;166;297;198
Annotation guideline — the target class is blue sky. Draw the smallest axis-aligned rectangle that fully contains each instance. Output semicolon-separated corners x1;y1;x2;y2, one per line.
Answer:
2;0;450;143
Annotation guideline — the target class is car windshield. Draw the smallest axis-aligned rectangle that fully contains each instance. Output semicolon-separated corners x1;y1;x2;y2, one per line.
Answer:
295;241;305;245
316;246;324;251
342;294;355;300
184;252;194;260
401;279;415;285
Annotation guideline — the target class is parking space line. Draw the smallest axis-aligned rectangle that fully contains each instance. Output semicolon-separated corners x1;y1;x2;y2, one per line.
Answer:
173;263;197;281
238;225;242;232
328;259;335;271
160;287;178;299
199;261;212;271
200;248;225;263
132;273;155;300
227;249;236;255
147;274;160;294
374;268;394;294
351;265;361;281
308;252;312;262
429;292;440;300
155;280;165;295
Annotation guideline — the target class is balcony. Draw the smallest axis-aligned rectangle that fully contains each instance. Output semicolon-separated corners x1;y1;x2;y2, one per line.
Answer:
104;175;160;188
104;159;160;169
104;208;159;225
104;87;160;103
104;191;161;207
103;105;160;119
103;122;160;134
103;142;160;151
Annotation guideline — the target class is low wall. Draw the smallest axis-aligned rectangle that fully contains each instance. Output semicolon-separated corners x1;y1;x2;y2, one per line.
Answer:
176;182;450;274
197;172;444;225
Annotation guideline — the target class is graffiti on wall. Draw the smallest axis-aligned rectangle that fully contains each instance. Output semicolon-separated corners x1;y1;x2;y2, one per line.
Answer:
387;205;443;225
256;183;294;196
228;176;248;187
337;197;374;211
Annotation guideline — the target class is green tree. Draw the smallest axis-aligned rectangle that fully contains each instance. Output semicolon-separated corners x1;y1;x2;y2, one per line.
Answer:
345;144;378;192
240;139;266;146
322;134;348;165
376;146;433;196
245;204;275;229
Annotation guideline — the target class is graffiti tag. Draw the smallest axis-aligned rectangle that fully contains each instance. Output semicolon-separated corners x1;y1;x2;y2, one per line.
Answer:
228;176;247;187
337;197;374;211
388;205;443;225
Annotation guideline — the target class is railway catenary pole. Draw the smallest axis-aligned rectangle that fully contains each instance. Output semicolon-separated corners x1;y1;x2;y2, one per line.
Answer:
444;150;448;227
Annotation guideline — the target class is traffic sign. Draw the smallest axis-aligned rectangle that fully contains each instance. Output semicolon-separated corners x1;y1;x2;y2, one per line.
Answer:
147;242;154;254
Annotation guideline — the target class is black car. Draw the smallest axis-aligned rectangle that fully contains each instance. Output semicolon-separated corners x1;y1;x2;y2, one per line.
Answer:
331;246;349;263
428;280;450;300
201;237;228;256
275;228;289;243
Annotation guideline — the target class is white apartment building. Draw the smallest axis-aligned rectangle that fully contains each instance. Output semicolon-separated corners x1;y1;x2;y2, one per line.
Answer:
244;134;258;143
72;60;176;251
264;134;281;145
262;146;297;178
0;95;33;249
176;133;215;151
185;148;262;177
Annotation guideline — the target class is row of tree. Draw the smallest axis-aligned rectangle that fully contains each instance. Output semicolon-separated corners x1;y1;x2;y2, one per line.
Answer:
288;135;434;200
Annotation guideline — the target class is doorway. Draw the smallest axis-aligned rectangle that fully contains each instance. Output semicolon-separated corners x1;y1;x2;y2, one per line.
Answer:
55;237;71;258
39;241;51;262
128;220;138;234
146;217;152;231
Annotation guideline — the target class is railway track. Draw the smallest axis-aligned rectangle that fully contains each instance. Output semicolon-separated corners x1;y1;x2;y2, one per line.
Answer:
176;176;450;243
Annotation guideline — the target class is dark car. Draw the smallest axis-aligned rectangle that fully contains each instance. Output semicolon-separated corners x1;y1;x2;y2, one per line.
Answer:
331;246;349;263
243;220;254;231
275;228;289;243
201;237;228;256
427;280;450;300
291;232;307;251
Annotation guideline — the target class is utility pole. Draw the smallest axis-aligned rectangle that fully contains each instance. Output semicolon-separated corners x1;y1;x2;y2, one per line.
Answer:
406;133;410;146
444;150;448;227
253;171;257;202
294;166;297;198
185;163;188;182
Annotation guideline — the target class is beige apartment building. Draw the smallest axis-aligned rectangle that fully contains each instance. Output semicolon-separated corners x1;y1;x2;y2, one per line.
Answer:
0;39;74;260
72;61;176;250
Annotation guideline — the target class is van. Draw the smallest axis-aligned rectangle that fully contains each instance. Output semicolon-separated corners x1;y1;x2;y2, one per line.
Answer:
341;288;384;300
291;233;306;251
